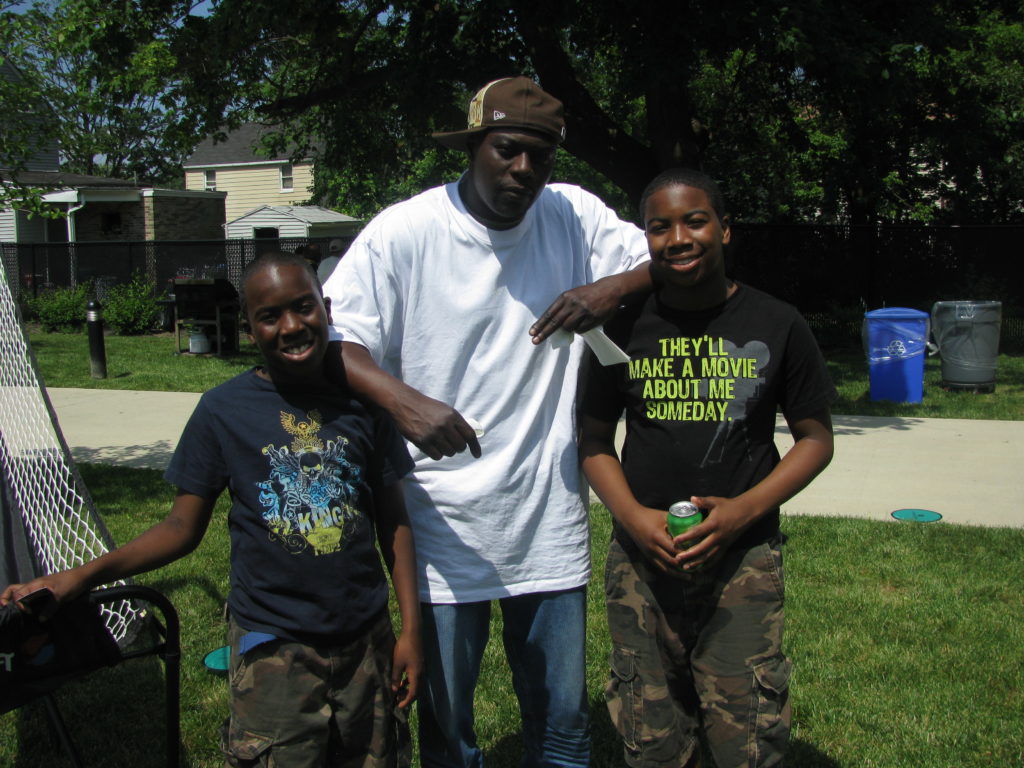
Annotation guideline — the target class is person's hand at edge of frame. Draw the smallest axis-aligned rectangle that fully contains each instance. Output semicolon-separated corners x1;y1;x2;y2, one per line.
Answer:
0;572;86;621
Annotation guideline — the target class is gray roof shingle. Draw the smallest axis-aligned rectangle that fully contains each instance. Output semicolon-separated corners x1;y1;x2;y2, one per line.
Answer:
184;123;318;168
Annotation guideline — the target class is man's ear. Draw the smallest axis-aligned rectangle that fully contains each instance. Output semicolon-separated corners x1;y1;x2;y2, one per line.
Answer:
324;296;332;325
721;213;732;244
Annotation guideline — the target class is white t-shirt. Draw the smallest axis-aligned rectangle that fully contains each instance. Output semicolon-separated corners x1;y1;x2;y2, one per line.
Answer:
325;181;648;602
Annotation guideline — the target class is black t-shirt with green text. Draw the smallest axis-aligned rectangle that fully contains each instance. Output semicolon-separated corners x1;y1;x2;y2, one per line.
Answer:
580;282;836;550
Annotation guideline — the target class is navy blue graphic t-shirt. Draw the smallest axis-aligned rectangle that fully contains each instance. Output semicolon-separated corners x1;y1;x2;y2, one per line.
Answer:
165;369;413;642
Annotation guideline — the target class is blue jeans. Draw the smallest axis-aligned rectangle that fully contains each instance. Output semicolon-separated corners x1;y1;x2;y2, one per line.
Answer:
418;587;590;768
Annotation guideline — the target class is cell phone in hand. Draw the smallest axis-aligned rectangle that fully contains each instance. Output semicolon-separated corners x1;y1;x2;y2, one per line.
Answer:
17;587;59;620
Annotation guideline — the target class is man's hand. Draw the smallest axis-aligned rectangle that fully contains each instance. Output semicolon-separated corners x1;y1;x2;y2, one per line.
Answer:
392;389;482;461
529;279;623;344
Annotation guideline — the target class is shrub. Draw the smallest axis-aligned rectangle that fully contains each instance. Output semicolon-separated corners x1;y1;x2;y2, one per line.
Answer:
103;273;160;335
28;283;91;332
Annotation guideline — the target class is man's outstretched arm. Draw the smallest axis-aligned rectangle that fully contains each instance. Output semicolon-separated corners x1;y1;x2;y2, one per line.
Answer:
328;341;481;461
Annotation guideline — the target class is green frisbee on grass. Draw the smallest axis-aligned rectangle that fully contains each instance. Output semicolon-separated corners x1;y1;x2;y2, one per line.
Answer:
203;645;230;674
891;508;942;523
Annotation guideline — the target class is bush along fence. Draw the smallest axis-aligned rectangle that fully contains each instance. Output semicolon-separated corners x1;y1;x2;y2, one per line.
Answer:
2;226;1022;348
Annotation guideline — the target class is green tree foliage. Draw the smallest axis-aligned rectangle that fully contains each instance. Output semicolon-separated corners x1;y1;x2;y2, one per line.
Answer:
3;0;1022;223
1;0;195;199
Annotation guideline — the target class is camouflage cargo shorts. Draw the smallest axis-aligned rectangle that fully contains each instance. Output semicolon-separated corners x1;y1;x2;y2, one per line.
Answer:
604;535;791;768
221;611;410;768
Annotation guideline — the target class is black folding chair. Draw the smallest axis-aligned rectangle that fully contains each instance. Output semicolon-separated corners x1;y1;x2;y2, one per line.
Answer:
0;584;180;768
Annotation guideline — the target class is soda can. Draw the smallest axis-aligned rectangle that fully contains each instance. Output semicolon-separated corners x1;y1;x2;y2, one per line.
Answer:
667;501;702;544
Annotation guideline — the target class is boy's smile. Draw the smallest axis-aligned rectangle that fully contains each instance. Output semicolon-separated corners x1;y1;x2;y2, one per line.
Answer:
244;263;332;386
643;184;732;307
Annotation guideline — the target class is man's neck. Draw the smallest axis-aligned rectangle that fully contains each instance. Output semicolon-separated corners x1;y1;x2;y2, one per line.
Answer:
457;175;523;231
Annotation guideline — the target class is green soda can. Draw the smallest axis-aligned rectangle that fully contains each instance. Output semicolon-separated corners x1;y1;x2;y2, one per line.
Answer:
667;501;702;547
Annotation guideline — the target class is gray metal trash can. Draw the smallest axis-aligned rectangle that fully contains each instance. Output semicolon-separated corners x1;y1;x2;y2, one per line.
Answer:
930;300;1001;393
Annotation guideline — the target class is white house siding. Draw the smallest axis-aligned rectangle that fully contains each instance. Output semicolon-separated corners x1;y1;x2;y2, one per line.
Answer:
184;162;314;222
0;209;16;242
23;141;60;172
2;60;61;173
15;211;46;242
225;209;310;239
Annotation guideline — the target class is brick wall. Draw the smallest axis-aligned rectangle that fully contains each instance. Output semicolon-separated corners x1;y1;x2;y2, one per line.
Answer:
145;195;225;240
74;202;147;242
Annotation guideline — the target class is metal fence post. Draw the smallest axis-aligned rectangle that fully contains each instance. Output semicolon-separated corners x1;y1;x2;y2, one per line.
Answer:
86;300;107;379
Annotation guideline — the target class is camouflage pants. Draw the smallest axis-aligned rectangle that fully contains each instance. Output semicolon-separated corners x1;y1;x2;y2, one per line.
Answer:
221;611;410;768
604;535;791;768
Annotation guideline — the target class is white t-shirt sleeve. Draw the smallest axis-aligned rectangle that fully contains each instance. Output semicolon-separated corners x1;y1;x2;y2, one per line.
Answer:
565;185;650;280
323;236;399;360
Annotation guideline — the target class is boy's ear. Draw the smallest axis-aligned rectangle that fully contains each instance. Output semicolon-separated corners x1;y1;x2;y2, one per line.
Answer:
323;296;333;325
721;213;732;244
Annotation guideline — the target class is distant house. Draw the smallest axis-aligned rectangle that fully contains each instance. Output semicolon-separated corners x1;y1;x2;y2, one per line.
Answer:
0;169;226;245
183;124;318;222
1;59;225;247
225;205;361;241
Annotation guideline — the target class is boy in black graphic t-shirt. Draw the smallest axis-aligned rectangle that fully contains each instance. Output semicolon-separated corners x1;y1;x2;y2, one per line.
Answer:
2;252;421;767
579;169;835;768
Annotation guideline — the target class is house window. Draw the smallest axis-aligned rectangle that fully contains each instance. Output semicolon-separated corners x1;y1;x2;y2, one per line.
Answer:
101;212;123;236
204;169;216;191
280;163;294;192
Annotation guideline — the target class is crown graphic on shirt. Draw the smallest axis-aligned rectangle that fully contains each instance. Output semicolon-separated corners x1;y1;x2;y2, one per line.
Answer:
280;409;325;454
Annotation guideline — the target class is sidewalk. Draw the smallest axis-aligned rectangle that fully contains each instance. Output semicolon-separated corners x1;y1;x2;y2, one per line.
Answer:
47;388;1023;529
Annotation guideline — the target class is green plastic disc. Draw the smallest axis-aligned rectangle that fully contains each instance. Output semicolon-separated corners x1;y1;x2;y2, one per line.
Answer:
203;645;231;673
891;508;942;523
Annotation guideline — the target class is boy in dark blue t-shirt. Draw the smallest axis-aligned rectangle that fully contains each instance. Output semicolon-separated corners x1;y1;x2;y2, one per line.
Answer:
2;252;422;767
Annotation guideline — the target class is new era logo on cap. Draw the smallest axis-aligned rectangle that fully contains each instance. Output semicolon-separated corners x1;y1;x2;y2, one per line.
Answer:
494;110;506;120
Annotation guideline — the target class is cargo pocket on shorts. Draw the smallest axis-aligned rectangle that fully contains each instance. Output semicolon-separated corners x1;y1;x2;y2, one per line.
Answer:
605;646;643;753
220;720;274;767
750;655;792;760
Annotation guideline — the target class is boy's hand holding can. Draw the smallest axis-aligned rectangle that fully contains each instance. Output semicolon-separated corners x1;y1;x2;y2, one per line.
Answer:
666;501;703;569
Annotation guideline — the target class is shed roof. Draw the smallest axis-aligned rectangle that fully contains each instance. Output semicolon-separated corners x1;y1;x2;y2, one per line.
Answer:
1;169;141;189
227;205;360;226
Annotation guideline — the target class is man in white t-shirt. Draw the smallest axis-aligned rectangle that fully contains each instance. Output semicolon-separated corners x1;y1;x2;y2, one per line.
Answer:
324;77;651;768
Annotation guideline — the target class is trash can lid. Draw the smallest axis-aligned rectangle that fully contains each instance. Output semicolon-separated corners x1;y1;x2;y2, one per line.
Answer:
864;307;929;320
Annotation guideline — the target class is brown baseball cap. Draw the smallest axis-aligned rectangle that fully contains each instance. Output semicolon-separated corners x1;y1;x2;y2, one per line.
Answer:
432;76;566;151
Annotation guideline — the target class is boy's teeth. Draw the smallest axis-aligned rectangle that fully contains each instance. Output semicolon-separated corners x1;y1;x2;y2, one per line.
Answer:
284;342;312;354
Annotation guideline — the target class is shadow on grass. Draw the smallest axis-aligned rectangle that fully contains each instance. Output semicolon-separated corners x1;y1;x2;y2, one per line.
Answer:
6;656;185;768
72;442;179;472
482;696;840;767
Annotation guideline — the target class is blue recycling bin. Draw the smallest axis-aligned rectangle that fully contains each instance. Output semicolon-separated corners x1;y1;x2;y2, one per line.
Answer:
863;308;929;403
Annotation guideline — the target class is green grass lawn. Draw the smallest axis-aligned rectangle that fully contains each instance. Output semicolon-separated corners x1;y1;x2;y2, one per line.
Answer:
1;468;1021;767
7;329;1022;765
24;328;1024;420
27;330;262;392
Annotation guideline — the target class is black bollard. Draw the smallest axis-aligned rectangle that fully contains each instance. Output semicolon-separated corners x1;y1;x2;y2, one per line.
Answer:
86;300;107;379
